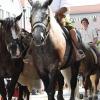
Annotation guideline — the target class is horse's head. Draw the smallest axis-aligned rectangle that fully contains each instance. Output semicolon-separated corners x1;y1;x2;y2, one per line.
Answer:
0;13;23;59
28;0;52;46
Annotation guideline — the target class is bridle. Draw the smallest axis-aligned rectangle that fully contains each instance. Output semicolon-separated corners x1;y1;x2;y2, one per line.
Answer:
30;8;50;46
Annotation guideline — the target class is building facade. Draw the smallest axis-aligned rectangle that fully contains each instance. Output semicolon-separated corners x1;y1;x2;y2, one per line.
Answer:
0;0;31;31
70;4;100;33
0;0;100;33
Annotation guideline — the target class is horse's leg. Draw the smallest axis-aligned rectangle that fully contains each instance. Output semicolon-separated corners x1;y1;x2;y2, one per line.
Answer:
83;76;88;97
90;74;99;100
7;73;20;100
7;60;24;100
57;70;64;100
47;68;59;100
18;84;30;100
25;87;30;100
84;75;92;100
0;78;7;100
18;83;24;100
83;77;89;99
38;71;50;99
38;67;57;100
70;61;80;100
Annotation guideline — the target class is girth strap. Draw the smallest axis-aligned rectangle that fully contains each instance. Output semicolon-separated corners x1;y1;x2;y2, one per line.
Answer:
90;48;98;64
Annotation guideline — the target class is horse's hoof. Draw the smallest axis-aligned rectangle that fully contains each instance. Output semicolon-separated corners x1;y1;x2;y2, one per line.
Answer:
79;93;83;99
57;94;64;100
83;96;88;100
93;95;98;100
69;97;75;100
89;96;92;100
48;96;55;100
69;99;75;100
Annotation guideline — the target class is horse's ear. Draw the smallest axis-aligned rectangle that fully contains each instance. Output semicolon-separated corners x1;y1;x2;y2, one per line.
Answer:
28;0;34;6
43;0;53;8
15;13;22;22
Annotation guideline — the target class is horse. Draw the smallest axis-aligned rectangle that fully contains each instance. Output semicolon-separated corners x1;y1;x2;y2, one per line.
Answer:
2;27;43;100
28;0;81;100
0;13;28;100
79;43;100;100
17;29;43;100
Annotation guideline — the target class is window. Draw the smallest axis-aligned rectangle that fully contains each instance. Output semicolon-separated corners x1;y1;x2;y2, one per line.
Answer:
12;14;16;17
6;11;10;17
0;9;4;19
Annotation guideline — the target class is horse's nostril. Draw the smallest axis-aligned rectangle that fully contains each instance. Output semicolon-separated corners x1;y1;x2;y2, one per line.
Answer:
41;37;44;42
32;35;35;40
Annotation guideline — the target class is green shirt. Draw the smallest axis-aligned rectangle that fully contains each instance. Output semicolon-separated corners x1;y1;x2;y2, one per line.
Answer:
65;21;74;31
64;16;74;31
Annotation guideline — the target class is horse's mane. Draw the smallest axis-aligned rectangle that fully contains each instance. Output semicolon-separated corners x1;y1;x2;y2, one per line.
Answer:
0;17;20;34
0;24;6;47
0;17;20;54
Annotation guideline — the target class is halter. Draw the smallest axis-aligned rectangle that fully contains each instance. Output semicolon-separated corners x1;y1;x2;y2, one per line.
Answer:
31;10;50;46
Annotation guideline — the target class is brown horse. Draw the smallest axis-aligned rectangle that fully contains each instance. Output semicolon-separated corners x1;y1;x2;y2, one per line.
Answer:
79;44;100;100
0;14;28;100
28;0;80;100
18;29;43;99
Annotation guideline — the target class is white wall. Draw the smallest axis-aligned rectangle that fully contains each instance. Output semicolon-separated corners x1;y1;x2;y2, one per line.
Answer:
0;0;31;31
0;0;23;28
0;0;22;18
23;0;31;32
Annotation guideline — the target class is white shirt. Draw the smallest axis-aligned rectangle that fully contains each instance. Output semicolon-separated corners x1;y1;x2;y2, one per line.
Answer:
79;26;97;44
50;0;69;12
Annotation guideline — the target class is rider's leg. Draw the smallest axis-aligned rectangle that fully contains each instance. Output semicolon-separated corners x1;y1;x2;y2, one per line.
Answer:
70;29;79;48
70;29;85;60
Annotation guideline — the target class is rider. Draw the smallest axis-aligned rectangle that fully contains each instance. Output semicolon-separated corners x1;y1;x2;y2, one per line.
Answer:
80;18;99;64
55;7;85;61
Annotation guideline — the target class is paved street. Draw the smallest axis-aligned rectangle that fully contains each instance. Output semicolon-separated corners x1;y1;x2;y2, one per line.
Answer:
29;88;84;100
29;87;100;100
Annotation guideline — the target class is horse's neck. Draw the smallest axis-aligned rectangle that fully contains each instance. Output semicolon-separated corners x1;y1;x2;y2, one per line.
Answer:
49;8;67;62
0;29;9;55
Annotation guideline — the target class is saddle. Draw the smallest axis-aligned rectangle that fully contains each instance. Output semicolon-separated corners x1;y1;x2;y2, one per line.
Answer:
83;43;99;65
89;45;100;64
90;48;98;64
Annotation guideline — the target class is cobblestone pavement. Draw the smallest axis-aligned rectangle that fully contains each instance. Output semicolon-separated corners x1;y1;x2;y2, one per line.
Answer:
29;87;100;100
11;86;100;100
29;88;79;100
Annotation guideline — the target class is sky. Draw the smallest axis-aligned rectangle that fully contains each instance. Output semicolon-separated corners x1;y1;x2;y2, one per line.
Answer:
67;0;100;6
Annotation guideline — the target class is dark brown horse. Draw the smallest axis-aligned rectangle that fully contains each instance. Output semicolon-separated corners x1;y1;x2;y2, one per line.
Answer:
0;14;28;100
79;43;100;100
28;0;80;100
6;27;41;100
